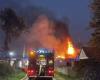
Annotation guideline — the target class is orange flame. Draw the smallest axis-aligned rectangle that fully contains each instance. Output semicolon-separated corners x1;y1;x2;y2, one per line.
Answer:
67;39;75;55
55;38;74;59
66;38;79;59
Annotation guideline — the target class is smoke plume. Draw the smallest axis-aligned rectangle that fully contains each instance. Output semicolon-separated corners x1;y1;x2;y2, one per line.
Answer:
26;15;60;49
9;15;70;57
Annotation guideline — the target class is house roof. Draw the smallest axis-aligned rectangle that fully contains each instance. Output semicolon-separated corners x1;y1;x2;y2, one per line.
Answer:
80;47;100;61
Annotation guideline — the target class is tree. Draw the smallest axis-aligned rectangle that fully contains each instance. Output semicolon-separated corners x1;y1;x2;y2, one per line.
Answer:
89;0;100;49
0;8;26;50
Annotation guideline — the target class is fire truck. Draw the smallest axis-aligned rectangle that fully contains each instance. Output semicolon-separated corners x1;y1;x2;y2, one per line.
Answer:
27;48;54;80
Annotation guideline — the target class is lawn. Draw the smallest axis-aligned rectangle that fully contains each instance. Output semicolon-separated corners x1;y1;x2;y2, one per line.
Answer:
56;71;81;80
0;69;26;80
0;62;26;80
8;70;26;80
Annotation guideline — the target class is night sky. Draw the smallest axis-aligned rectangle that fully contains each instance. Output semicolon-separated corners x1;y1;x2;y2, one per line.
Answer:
0;0;91;45
31;0;91;44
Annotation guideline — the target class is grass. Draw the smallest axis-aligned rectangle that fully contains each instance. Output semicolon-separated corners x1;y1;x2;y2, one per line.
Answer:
0;62;26;80
0;69;26;80
56;71;80;80
8;69;26;80
8;71;25;80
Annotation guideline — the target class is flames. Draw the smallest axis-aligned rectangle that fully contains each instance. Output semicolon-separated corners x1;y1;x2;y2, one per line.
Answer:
67;39;75;55
66;38;77;59
24;15;78;59
56;38;78;59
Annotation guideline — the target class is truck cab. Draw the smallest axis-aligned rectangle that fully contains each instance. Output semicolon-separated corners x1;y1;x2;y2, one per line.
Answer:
27;48;54;80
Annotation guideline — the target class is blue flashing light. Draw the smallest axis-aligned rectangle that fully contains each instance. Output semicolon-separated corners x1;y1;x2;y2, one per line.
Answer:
39;49;45;53
36;48;53;54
